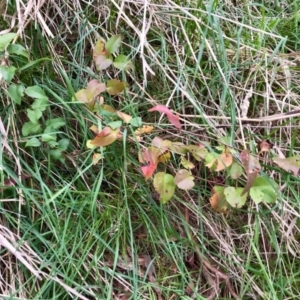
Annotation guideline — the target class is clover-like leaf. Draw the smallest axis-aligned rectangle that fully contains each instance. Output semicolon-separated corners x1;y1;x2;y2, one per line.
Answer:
0;65;16;83
224;187;247;208
273;155;300;176
25;137;41;147
57;139;69;151
31;98;48;111
153;172;176;204
25;86;48;99
22;121;42;136
249;177;278;204
7;44;29;58
90;127;122;147
149;105;181;129
106;79;127;95
27;109;42;123
7;84;24;104
46;118;66;129
174;169;195;190
0;33;17;51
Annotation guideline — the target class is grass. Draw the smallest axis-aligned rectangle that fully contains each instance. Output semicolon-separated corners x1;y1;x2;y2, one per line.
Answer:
1;0;300;299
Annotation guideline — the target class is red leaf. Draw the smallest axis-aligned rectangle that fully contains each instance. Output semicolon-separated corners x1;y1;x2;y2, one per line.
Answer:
149;105;181;129
141;162;157;180
139;147;159;179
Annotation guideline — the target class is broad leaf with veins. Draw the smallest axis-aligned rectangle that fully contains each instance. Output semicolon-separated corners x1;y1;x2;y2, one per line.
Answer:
149;105;182;129
153;172;176;204
174;169;195;190
210;186;229;213
224;187;247;208
249;177;278;204
89;127;121;147
93;39;113;70
75;80;106;103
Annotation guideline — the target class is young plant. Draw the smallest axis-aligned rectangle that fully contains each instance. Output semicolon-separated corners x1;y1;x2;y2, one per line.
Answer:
1;33;68;162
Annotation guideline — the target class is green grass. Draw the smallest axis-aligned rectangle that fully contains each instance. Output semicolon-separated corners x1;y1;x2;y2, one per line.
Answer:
1;0;300;299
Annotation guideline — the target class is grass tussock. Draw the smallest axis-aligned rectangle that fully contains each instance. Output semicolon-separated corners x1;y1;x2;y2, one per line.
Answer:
1;0;300;299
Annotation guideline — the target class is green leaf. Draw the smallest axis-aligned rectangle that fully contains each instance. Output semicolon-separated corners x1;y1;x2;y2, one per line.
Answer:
25;86;48;99
229;161;243;179
174;169;195;190
224;187;247;208
31;98;49;111
49;149;63;161
58;139;69;151
107;120;122;130
153;172;176;204
249;177;278;204
25;137;41;147
7;84;24;104
113;54;134;71
0;33;17;51
48;141;58;148
106;79;127;95
45;118;66;129
0;65;16;83
27;109;42;123
22;121;42;136
105;35;122;54
7;44;29;59
130;117;142;127
41;133;57;143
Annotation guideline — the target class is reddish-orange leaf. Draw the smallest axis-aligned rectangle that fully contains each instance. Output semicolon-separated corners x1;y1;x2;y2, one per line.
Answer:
141;161;157;180
215;151;233;171
149;105;182;129
209;186;228;213
90;127;121;147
